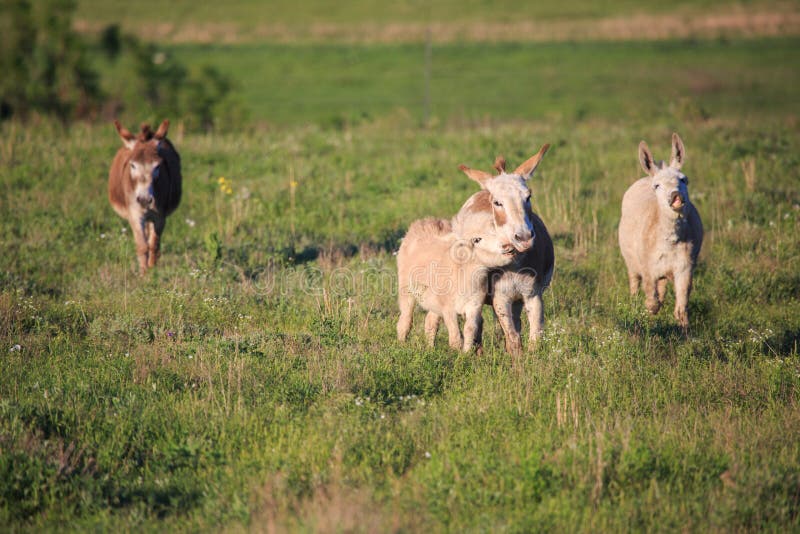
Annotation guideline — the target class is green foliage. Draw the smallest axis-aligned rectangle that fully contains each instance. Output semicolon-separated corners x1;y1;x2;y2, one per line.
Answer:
0;1;238;129
116;37;237;131
0;0;102;121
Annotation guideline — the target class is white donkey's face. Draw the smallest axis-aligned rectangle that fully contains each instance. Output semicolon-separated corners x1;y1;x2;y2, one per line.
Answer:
639;133;690;216
458;144;550;253
482;172;535;252
451;205;517;269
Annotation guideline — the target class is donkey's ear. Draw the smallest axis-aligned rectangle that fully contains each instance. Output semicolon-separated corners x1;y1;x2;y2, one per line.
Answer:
513;143;550;180
493;156;507;174
458;164;494;189
114;120;136;150
154;119;170;140
639;141;658;176
670;132;685;169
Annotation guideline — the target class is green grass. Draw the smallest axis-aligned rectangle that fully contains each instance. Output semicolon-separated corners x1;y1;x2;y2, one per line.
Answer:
2;20;800;534
97;38;800;128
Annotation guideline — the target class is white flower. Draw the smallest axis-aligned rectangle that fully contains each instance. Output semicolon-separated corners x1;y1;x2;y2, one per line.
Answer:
9;344;21;352
185;218;196;228
424;451;432;459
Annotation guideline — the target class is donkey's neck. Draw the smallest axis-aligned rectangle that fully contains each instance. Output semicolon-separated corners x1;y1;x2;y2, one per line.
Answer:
660;208;690;244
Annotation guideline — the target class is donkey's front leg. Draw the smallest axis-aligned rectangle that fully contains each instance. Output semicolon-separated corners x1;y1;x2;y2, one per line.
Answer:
524;290;545;347
493;296;522;356
146;218;164;268
130;216;149;274
673;268;693;331
424;311;441;346
442;310;463;351
461;304;483;352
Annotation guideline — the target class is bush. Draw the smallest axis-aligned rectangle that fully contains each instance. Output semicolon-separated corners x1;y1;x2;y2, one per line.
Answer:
0;0;103;122
0;0;241;130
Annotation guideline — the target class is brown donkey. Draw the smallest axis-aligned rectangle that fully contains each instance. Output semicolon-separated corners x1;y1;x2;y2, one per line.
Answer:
108;120;182;274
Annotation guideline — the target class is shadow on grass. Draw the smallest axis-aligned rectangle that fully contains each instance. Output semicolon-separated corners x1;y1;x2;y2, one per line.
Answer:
763;328;800;356
288;227;406;266
348;346;459;408
105;483;204;519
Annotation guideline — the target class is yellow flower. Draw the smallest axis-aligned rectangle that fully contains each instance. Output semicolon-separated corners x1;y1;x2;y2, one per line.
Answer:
218;177;233;195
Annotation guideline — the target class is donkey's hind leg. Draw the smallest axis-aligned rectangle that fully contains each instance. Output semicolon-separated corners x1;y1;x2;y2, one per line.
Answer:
397;290;415;342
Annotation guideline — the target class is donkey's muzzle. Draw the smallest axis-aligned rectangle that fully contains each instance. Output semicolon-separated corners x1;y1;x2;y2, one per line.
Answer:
669;191;685;211
513;236;534;252
137;195;154;209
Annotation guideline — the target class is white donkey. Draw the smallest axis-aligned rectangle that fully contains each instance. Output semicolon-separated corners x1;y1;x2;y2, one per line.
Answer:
619;133;703;329
453;145;554;356
396;210;517;352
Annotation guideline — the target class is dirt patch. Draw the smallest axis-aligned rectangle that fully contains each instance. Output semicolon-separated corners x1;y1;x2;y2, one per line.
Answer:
74;8;800;44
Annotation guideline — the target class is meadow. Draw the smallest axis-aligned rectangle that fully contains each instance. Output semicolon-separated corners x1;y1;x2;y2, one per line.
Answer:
1;3;800;531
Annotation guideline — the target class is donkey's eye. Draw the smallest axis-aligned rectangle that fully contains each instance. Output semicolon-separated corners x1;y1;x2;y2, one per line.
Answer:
493;200;503;207
472;237;482;244
130;162;139;171
653;183;660;190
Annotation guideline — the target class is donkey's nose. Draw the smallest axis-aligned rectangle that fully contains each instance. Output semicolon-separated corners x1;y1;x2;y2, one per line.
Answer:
137;195;153;208
513;231;534;252
514;231;532;242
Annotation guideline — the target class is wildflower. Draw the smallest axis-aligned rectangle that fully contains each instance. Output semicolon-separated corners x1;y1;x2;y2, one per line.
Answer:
185;218;196;228
9;344;21;352
217;177;233;195
424;451;432;459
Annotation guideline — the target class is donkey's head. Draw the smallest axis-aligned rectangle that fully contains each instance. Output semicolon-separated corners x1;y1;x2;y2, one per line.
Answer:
639;133;690;216
450;206;518;269
115;120;170;210
458;144;550;253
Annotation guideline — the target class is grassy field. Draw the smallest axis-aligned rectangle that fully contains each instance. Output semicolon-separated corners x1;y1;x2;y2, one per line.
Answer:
2;3;800;531
162;39;799;127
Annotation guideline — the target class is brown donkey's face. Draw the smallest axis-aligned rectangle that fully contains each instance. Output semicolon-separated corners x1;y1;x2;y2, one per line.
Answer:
458;144;550;253
115;120;169;210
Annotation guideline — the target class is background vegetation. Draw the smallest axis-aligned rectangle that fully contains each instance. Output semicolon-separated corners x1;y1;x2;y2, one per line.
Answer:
1;0;799;531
